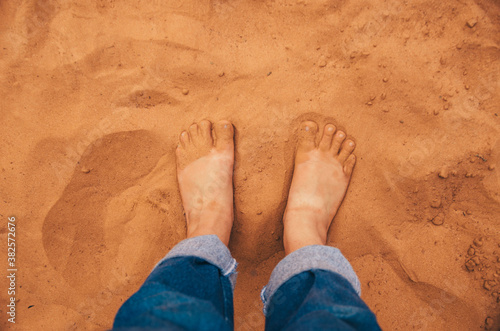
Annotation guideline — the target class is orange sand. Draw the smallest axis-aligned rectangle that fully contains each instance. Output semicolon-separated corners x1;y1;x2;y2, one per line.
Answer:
1;0;499;330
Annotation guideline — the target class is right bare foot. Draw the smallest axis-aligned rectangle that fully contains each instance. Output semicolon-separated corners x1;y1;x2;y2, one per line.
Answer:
176;120;235;246
283;121;356;255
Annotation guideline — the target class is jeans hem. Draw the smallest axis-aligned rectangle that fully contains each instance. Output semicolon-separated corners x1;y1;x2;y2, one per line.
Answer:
261;245;361;315
153;235;238;289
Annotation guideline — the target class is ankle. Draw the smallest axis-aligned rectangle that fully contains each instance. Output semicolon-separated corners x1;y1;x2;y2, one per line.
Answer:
284;210;329;238
186;211;232;246
283;233;324;255
187;225;230;246
283;213;328;255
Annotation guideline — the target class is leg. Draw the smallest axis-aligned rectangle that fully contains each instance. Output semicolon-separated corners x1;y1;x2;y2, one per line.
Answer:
113;120;236;330
262;121;380;330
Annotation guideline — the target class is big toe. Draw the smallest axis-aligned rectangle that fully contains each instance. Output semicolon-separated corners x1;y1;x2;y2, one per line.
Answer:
214;120;234;151
297;121;319;152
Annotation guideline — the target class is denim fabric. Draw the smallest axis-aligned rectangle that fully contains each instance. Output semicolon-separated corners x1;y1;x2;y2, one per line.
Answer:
264;269;381;330
113;236;236;331
113;235;380;331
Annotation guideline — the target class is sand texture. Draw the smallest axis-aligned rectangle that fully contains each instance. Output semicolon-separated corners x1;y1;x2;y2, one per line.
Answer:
1;0;500;330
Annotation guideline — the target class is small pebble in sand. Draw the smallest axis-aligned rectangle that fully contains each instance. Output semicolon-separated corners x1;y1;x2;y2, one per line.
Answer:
485;317;494;329
465;84;470;90
465;172;473;178
483;280;495;291
466;209;473;215
318;59;327;67
438;167;449;178
466;18;478;28
463;69;468;76
366;101;373;106
218;72;225;77
431;213;444;226
440;57;446;65
383;108;389;113
443;104;449;110
370;95;376;101
381;92;386;100
473;237;483;247
442;96;448;101
433;109;440;115
430;198;442;208
81;167;90;173
468;247;475;256
488;164;496;171
383;77;388;82
471;256;480;264
182;89;189;95
257;211;263;215
465;259;476;271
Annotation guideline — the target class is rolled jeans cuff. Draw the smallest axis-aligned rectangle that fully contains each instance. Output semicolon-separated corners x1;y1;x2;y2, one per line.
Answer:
260;245;361;315
153;235;238;289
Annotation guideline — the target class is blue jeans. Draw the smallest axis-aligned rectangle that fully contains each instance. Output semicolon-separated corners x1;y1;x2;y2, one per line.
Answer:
113;235;380;330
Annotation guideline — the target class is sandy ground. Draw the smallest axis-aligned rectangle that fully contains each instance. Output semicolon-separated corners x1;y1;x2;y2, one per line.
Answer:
1;0;499;330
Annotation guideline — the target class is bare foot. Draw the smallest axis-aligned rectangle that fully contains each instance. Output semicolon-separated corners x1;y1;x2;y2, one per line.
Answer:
283;121;356;255
176;120;234;246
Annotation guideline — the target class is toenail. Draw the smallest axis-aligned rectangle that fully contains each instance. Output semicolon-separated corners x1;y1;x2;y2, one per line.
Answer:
349;141;354;146
182;132;187;136
338;132;344;138
305;126;310;131
224;124;228;128
328;127;334;132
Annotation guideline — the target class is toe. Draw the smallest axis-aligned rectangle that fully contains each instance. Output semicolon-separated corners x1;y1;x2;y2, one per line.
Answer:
318;124;336;151
189;123;200;144
214;120;234;151
343;154;356;177
199;119;214;145
179;130;190;147
338;139;356;163
297;121;319;152
331;130;346;154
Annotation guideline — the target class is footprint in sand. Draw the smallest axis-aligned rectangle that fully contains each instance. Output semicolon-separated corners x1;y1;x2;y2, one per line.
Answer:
42;130;184;294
